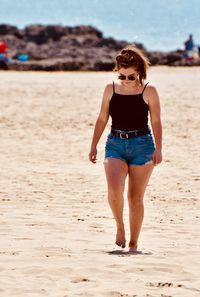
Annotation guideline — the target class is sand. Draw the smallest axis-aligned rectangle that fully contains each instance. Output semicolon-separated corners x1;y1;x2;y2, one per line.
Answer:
0;67;199;297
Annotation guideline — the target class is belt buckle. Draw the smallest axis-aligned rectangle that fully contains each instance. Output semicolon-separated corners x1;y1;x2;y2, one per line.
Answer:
119;132;129;139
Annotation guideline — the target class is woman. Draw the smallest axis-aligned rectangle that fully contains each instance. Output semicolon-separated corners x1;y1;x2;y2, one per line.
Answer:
89;44;162;252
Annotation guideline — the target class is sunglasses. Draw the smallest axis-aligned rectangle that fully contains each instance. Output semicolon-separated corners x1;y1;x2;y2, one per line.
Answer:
118;74;136;81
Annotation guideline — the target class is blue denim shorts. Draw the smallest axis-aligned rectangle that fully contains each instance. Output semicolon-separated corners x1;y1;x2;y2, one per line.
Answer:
105;130;155;166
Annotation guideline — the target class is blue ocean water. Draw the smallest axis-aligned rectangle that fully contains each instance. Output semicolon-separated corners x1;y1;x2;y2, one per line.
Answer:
0;0;200;51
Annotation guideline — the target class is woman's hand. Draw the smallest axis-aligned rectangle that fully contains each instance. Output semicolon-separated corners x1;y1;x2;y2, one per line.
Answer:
152;148;162;166
89;147;97;163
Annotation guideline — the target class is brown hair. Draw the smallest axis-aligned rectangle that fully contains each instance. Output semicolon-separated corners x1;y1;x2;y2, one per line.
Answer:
114;44;150;84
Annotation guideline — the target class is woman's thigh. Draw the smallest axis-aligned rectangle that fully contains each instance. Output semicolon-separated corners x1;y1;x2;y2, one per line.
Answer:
128;164;154;199
104;158;128;192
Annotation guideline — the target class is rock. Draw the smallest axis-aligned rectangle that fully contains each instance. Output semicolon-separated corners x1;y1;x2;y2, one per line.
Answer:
146;51;166;65
95;37;127;50
0;23;199;70
70;25;103;38
164;52;183;64
94;61;115;71
0;24;22;38
0;61;8;70
23;25;66;44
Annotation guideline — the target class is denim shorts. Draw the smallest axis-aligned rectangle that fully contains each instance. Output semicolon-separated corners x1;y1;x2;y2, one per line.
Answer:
104;130;155;166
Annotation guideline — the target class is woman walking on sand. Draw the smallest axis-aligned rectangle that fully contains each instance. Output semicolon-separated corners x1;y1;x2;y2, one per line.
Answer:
89;45;162;252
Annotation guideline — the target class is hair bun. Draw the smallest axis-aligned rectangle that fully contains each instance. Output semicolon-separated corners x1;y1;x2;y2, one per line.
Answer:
116;55;129;67
121;49;133;56
116;53;138;65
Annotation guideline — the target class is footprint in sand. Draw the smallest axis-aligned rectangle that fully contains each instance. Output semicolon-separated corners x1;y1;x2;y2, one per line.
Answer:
146;282;182;288
108;292;137;297
71;277;90;283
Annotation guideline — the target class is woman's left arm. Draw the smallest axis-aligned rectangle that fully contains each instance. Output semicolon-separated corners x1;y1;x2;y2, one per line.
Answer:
145;85;163;165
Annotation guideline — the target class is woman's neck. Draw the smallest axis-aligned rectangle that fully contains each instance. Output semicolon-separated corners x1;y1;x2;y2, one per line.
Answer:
119;82;142;90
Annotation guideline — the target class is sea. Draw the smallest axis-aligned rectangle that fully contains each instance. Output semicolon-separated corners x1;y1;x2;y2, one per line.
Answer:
0;0;200;51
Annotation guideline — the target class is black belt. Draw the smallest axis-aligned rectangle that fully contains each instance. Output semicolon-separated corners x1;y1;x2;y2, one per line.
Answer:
111;127;150;139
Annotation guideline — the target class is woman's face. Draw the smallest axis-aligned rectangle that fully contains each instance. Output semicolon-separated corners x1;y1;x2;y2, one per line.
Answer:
117;67;139;86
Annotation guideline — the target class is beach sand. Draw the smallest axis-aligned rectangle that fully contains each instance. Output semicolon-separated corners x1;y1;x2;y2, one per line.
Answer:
0;67;199;297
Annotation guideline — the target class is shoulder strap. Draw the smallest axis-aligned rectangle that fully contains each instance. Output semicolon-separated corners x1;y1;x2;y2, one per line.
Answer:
112;81;115;93
142;82;149;94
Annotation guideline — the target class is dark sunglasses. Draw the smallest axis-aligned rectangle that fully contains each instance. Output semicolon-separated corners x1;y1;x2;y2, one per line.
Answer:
118;74;136;81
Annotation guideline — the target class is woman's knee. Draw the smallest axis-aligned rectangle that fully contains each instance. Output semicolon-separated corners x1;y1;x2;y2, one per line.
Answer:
128;194;144;208
108;187;124;200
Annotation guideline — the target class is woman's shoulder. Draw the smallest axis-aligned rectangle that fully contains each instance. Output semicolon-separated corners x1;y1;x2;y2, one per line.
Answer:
101;83;114;103
104;82;114;90
103;82;114;96
145;82;157;90
144;83;159;97
144;83;160;105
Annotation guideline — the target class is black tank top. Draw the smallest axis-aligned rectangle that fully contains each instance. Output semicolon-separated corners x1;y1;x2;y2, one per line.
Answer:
109;81;149;131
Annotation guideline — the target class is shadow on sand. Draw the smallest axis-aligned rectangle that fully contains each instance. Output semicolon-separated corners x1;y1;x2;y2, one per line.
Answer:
106;249;152;256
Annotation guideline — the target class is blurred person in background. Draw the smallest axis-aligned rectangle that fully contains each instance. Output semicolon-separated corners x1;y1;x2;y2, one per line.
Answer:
0;40;8;70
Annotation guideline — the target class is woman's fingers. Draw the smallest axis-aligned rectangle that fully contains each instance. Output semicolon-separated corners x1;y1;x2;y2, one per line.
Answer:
91;155;97;163
89;151;97;163
153;149;162;166
153;153;157;165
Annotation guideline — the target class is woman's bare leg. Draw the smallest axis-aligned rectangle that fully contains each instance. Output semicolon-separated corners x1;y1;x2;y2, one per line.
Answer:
127;164;154;251
104;158;128;248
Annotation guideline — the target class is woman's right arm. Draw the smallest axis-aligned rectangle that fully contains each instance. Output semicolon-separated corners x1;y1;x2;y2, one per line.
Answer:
89;84;112;163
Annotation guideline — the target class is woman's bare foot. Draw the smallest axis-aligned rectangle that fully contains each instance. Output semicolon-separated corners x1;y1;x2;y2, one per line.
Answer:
129;240;138;252
115;224;126;248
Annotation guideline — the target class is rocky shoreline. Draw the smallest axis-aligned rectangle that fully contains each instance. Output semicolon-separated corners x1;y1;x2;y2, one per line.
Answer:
1;24;200;71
